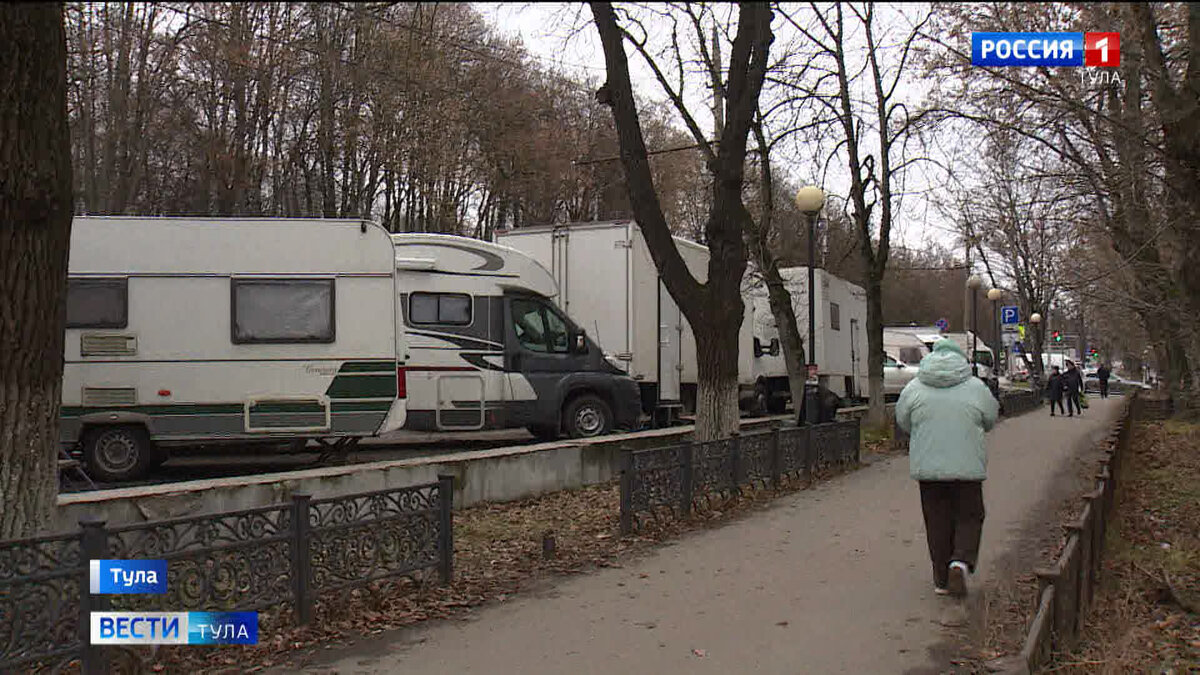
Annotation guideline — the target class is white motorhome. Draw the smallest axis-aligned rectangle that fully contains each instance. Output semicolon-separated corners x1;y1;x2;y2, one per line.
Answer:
62;217;407;481
391;234;643;439
494;221;869;417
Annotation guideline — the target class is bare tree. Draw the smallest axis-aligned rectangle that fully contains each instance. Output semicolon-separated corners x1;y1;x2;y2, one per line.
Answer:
590;2;773;439
779;2;932;428
0;3;74;537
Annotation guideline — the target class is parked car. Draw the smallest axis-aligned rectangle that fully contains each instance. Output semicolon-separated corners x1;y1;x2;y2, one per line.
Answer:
883;352;917;399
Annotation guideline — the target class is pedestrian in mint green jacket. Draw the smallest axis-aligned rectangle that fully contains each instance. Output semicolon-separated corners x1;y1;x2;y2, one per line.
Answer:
895;338;1000;597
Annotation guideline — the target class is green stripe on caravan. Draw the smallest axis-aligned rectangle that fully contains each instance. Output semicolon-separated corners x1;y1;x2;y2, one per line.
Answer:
324;374;397;399
61;400;393;418
338;361;397;373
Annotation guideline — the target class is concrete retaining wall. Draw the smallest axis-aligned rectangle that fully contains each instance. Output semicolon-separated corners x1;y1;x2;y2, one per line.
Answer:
54;416;789;533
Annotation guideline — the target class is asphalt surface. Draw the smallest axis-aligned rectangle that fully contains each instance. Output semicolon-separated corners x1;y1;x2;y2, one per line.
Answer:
280;398;1122;675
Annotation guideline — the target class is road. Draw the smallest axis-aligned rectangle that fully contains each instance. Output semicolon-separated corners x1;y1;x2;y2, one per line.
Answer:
283;398;1122;675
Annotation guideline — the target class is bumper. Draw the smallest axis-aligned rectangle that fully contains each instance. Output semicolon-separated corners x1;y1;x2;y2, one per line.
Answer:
612;378;644;429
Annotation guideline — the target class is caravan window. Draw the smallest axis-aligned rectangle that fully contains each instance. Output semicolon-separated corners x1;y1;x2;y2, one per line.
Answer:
232;278;335;343
830;302;841;330
66;278;128;329
408;292;472;326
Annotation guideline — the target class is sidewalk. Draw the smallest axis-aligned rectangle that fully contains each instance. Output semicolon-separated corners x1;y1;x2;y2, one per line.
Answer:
285;399;1122;675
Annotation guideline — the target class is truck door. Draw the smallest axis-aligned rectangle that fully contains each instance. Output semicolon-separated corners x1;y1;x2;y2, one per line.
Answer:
658;280;682;403
504;295;590;426
849;318;860;400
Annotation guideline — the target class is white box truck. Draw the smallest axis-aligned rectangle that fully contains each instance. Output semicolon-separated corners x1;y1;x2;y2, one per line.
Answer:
495;221;868;417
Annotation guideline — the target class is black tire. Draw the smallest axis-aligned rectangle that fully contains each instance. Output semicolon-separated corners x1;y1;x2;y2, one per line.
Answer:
753;383;770;417
526;424;560;442
767;395;788;415
563;394;613;439
82;425;153;482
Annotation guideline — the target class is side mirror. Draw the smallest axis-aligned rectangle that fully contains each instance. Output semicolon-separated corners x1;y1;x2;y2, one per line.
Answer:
573;331;588;354
753;337;764;358
897;362;906;369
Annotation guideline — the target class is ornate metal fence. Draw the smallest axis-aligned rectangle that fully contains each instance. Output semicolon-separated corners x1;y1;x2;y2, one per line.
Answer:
0;476;453;673
619;421;860;534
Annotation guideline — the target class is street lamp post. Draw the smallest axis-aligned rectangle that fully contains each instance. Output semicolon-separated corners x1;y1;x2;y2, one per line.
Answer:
987;288;1003;376
967;275;982;377
1030;312;1043;387
795;186;825;425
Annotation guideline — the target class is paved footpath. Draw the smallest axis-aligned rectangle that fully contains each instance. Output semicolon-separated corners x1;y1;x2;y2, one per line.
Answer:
289;398;1121;675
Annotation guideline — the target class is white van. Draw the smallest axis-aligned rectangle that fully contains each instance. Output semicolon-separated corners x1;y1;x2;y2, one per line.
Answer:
391;234;643;440
61;217;407;481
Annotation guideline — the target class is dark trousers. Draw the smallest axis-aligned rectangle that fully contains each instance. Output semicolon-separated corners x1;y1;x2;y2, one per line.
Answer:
1099;381;1109;398
919;481;985;588
1049;397;1064;415
1066;391;1081;415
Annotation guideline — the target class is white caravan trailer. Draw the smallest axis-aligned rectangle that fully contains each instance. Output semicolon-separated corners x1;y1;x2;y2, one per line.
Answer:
494;221;867;416
741;267;870;410
62;217;407;481
391;234;643;439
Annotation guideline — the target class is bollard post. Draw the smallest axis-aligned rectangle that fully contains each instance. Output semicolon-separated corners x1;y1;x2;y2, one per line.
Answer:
438;475;455;584
290;492;313;625
769;422;782;489
619;450;634;535
680;444;694;517
79;517;110;675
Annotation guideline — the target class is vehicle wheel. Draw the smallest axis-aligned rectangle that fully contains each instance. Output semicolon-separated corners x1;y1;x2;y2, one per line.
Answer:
767;395;788;415
526;425;560;442
82;425;153;482
753;383;770;417
563;395;613;439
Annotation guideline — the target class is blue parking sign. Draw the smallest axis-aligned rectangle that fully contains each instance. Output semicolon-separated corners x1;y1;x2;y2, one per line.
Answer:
1001;306;1020;325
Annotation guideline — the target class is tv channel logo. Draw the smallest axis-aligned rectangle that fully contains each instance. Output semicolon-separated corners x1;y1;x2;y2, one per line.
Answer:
89;559;167;594
972;32;1119;68
90;611;258;645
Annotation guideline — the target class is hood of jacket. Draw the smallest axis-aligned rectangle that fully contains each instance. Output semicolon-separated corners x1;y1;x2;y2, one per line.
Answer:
917;338;973;388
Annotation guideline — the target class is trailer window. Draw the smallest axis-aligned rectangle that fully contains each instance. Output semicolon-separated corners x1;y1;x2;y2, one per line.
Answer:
66;278;128;329
232;279;334;343
408;292;472;326
899;347;925;365
830;302;841;331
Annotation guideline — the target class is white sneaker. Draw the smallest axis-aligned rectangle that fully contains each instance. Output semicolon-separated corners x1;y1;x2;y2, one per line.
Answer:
934;586;952;596
947;561;969;596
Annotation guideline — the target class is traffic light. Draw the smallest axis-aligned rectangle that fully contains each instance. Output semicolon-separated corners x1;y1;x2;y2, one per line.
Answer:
1052;330;1061;342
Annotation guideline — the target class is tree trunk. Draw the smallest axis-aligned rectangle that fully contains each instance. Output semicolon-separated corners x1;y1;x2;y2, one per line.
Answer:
864;274;887;429
762;268;807;417
0;3;74;538
693;322;741;440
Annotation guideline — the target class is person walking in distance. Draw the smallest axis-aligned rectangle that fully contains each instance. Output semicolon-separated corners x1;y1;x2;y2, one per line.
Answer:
1096;363;1111;399
896;339;1000;597
1063;360;1083;417
1046;366;1066;416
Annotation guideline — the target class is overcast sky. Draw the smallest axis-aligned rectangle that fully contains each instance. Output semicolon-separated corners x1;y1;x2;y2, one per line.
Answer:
473;3;968;256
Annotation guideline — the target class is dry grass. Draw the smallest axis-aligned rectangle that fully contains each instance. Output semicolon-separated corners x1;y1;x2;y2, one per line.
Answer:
1048;419;1200;673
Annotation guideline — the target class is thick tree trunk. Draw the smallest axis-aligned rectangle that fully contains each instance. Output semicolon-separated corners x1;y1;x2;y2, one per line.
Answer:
693;326;741;440
0;3;74;538
864;274;887;429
